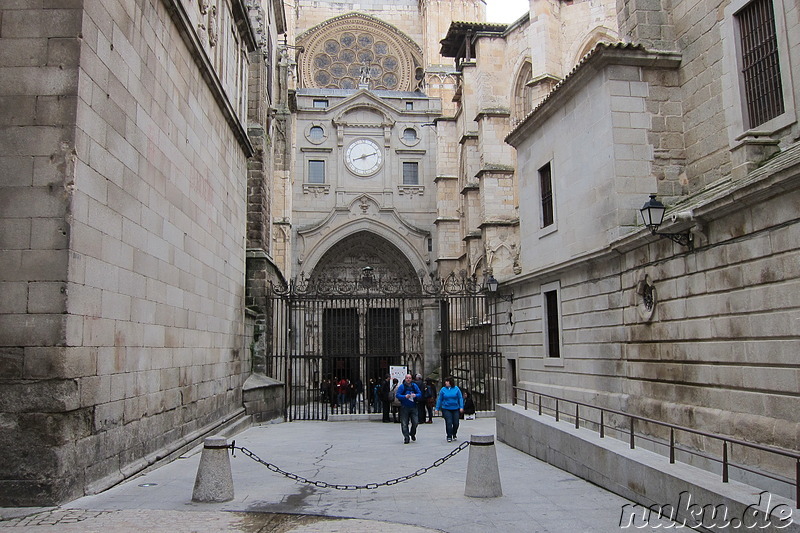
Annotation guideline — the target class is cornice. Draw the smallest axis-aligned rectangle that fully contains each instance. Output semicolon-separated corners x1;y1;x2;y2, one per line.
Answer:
506;44;681;147
161;0;254;156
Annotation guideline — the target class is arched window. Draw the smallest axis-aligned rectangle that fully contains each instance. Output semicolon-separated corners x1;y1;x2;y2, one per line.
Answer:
513;61;533;122
310;126;325;141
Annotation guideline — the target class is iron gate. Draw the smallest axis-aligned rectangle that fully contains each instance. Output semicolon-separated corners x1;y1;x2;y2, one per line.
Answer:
265;273;502;420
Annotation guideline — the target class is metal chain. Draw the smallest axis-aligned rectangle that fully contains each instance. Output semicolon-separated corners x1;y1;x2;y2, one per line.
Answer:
231;441;470;490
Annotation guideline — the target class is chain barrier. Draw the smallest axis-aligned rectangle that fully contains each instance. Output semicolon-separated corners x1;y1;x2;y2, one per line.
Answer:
230;441;470;490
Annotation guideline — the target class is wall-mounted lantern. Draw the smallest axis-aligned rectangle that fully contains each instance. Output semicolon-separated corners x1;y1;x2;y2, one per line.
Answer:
640;195;693;250
486;275;513;302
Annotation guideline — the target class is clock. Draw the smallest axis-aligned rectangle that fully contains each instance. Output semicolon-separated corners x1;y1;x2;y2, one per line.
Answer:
345;138;383;176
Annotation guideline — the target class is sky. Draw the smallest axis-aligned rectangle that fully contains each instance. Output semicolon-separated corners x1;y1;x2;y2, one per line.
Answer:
485;0;529;23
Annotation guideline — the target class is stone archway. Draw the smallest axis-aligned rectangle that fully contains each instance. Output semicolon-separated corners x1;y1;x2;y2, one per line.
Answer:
308;230;420;284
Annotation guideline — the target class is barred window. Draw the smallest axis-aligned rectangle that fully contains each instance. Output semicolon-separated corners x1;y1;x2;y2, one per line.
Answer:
539;162;554;228
737;0;784;128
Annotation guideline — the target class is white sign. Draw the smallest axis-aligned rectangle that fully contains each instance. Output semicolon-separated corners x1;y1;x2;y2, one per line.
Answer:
389;365;408;383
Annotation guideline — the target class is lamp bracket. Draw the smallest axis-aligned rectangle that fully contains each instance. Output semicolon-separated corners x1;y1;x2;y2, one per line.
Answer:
652;229;693;250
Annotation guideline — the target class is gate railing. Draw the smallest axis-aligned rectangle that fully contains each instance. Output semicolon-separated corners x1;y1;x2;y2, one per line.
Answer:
513;386;800;507
265;272;500;421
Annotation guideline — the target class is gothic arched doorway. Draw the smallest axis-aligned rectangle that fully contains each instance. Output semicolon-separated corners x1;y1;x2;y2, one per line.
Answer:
310;231;422;402
268;232;501;421
271;232;431;420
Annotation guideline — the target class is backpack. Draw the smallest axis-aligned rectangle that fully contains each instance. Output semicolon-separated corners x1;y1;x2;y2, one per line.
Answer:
386;383;396;402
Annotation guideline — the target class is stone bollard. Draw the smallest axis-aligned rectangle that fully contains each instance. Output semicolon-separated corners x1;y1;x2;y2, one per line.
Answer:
464;434;502;498
192;435;234;502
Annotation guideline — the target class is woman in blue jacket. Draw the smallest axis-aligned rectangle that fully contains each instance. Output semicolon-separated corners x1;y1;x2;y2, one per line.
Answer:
435;376;464;442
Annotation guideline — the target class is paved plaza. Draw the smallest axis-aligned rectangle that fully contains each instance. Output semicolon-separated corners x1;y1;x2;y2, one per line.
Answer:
1;417;680;532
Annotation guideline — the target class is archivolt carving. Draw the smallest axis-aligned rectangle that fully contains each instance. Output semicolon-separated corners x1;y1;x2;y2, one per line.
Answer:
297;13;423;91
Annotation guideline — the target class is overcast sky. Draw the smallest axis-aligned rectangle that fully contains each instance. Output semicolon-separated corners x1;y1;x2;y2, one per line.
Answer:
485;0;529;23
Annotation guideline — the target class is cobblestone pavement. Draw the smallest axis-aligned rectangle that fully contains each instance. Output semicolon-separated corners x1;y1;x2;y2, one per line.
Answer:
0;508;440;532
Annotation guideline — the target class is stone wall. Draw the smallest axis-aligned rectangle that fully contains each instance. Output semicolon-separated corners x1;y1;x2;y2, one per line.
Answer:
501;173;800;472
0;0;257;505
501;0;800;466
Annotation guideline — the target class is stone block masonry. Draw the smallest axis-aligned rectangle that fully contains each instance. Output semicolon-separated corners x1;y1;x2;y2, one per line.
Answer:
0;0;254;505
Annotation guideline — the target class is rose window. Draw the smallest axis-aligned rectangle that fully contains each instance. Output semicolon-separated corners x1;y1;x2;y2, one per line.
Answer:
298;14;422;91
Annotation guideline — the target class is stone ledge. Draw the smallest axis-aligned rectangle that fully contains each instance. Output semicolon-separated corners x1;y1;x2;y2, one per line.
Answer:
328;413;384;422
496;404;798;532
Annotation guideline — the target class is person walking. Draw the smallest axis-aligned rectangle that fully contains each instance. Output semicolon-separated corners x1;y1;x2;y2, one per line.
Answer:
389;378;400;423
463;390;476;419
380;375;392;422
424;379;437;423
435;376;464;442
414;373;427;425
396;373;422;444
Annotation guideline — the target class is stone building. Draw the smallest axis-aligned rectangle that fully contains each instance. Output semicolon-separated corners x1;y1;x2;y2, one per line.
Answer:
499;0;800;496
0;0;285;505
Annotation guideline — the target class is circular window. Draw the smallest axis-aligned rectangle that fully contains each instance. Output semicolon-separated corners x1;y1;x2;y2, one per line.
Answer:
399;125;421;147
314;54;331;68
374;41;388;55
636;276;657;321
358;34;374;48
305;123;328;145
314;70;331;86
324;39;340;55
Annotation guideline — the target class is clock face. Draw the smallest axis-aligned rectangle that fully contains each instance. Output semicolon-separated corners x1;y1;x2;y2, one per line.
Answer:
345;138;383;176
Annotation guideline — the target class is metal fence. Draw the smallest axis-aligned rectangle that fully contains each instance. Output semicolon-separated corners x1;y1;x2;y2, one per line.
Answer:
513;386;800;507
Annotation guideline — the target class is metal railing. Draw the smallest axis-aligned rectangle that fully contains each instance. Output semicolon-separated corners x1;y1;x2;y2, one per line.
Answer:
512;386;800;508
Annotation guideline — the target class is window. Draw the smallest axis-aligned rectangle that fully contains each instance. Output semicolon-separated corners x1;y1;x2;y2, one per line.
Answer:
542;284;561;359
513;62;533;122
406;102;414;110
723;0;794;138
308;160;325;183
736;0;784;128
403;128;417;142
309;126;324;141
539;163;554;228
313;99;329;108
403;162;419;184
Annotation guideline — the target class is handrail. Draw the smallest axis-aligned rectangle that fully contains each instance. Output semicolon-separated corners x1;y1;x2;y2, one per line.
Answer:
512;386;800;508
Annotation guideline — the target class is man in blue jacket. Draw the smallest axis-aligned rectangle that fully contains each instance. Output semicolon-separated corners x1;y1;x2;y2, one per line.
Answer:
396;373;422;444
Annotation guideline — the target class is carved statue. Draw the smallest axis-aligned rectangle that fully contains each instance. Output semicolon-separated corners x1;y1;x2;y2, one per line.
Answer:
359;63;370;86
208;6;218;47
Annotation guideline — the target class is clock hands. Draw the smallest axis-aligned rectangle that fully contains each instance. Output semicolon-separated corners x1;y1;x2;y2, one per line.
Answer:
354;151;377;161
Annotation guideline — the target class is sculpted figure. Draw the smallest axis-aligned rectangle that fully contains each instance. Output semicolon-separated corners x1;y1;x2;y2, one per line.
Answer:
208;6;218;47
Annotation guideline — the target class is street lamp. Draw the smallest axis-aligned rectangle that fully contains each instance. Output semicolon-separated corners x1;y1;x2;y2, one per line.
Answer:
486;275;513;302
640;195;693;250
